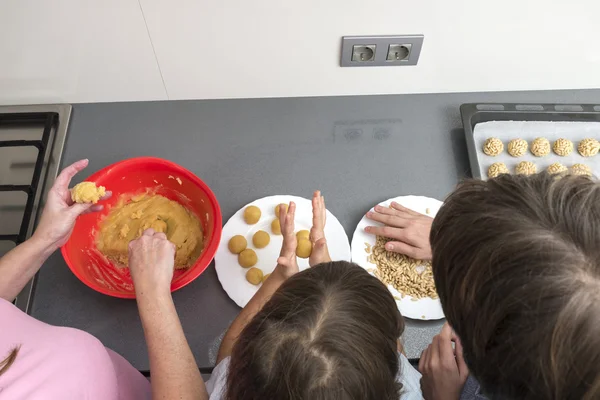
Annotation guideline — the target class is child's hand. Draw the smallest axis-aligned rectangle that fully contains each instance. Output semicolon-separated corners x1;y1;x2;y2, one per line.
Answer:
275;201;299;279
309;191;331;267
418;323;469;400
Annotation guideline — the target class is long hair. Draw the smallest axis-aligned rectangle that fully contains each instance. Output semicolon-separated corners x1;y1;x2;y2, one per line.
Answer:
0;346;20;377
430;173;600;399
225;261;404;400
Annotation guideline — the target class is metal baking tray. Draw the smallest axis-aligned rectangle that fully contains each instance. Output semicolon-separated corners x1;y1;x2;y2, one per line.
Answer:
460;103;600;179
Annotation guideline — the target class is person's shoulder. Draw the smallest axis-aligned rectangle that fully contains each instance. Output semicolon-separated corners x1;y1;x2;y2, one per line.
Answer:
205;357;230;399
460;375;489;400
397;353;423;400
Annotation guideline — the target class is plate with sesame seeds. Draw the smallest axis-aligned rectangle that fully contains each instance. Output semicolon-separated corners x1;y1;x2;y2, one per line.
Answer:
351;195;444;320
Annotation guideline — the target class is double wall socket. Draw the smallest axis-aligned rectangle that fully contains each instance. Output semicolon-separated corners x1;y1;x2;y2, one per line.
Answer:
341;35;424;67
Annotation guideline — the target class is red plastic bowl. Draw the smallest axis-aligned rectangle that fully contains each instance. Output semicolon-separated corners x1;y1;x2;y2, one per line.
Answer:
61;157;222;298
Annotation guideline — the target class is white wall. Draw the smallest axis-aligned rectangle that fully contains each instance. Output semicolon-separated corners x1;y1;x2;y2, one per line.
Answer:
1;0;599;104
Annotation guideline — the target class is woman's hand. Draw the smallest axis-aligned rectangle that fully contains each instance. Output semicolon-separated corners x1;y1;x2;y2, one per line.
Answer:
419;323;469;400
275;202;299;279
365;201;433;260
309;190;331;267
129;228;176;297
33;159;111;250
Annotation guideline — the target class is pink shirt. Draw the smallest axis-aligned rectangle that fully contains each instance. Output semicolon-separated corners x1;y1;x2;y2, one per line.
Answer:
0;298;150;400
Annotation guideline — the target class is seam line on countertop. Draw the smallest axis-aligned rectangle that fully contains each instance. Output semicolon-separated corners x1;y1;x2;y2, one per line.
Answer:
137;0;169;99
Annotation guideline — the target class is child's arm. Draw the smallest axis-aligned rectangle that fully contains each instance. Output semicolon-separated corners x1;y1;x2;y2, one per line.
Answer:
216;202;299;364
309;190;332;266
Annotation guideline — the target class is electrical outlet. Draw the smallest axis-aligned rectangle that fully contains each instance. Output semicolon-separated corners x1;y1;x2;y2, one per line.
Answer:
352;45;376;62
341;35;423;67
387;44;411;61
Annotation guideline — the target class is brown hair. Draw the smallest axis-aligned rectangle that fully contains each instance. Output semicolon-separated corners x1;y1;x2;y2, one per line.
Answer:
225;261;404;400
0;346;20;377
430;173;600;400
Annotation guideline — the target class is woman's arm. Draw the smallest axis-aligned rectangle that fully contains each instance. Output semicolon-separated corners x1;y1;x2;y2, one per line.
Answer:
129;229;207;400
0;159;109;301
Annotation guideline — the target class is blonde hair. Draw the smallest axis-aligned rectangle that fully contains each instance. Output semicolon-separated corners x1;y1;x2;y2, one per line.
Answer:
0;346;20;376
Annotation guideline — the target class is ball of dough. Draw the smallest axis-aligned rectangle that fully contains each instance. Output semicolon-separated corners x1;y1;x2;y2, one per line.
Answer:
252;230;270;248
530;137;550;157
515;161;537;175
507;139;528;157
482;138;503;156
262;273;271;282
578;138;600;157
296;238;312;259
571;163;592;176
487;162;509;178
274;203;289;218
271;219;281;235
243;206;261;225
296;230;310;240
238;249;258;268
553;138;573;156
71;182;106;204
228;235;247;254
547;162;567;174
246;267;263;285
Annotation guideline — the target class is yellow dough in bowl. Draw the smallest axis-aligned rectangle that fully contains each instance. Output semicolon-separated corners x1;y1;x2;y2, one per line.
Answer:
97;194;204;269
246;267;264;285
71;182;106;204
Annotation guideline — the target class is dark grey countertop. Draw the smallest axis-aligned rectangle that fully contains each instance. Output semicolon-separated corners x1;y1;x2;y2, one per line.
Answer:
30;89;600;370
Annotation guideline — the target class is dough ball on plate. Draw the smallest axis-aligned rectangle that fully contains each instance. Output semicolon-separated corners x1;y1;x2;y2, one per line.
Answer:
296;238;312;259
243;206;261;224
530;137;550;157
262;273;271;282
271;219;281;235
547;162;567;175
296;230;310;240
515;161;537;175
578;138;600;157
507;139;528;157
571;163;592;176
238;249;258;268
553;138;573;156
228;235;247;254
482;138;503;156
252;230;270;248
487;162;509;178
274;203;289;218
246;268;264;285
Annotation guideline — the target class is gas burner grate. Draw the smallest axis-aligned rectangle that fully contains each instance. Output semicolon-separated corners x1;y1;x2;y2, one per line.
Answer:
0;112;56;245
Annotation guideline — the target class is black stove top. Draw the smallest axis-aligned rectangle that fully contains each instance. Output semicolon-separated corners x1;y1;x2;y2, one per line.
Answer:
0;104;71;311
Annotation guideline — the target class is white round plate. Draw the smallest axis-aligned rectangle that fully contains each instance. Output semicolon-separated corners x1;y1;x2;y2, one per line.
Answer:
216;195;351;308
351;195;445;320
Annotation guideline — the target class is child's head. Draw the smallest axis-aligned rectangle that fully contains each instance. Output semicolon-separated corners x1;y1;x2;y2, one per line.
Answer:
226;261;404;400
430;173;600;399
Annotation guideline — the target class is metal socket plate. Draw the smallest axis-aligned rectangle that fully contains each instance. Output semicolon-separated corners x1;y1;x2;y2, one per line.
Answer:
341;35;424;67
